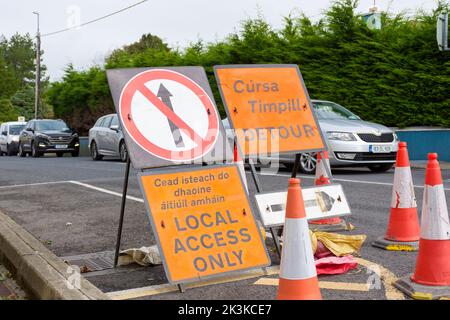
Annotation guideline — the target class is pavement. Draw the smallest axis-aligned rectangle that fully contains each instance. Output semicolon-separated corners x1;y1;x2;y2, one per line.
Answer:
0;154;449;300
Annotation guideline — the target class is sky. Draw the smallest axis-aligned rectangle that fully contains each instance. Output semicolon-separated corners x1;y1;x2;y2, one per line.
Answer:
0;0;440;80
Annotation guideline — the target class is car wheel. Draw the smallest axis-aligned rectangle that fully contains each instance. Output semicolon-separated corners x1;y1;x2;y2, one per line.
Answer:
368;163;394;173
90;141;103;160
56;152;64;157
6;144;15;156
298;152;317;174
71;150;79;157
119;140;128;162
18;143;26;157
31;141;41;158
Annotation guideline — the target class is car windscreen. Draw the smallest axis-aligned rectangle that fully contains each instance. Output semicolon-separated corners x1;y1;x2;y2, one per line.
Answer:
35;121;70;132
313;102;360;120
9;125;25;135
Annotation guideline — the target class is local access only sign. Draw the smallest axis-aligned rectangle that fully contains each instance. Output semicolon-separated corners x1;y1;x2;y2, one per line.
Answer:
214;64;325;157
107;67;233;169
254;184;351;227
138;164;270;284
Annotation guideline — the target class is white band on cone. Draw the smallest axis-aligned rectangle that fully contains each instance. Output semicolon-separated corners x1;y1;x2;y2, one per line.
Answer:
390;167;417;208
315;158;330;180
280;218;317;280
421;184;450;240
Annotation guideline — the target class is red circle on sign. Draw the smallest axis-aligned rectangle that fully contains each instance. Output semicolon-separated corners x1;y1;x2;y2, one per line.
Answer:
119;69;219;161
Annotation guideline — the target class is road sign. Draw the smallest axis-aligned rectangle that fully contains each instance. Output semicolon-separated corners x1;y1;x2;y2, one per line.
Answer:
437;13;449;51
138;164;270;284
107;67;232;169
254;184;350;227
214;64;325;157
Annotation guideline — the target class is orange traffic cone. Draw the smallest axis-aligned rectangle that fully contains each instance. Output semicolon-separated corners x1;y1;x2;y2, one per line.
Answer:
277;178;322;300
372;142;420;251
309;151;351;231
394;153;450;299
234;142;248;192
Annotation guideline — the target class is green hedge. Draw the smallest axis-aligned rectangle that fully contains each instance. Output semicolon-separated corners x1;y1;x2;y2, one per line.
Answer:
47;0;450;135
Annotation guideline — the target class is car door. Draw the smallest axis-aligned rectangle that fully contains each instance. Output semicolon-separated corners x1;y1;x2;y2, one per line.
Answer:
97;116;113;154
21;121;33;150
0;124;6;152
106;115;121;156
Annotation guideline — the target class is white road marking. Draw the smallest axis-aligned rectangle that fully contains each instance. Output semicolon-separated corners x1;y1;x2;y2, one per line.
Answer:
0;180;70;190
258;172;450;191
68;181;144;203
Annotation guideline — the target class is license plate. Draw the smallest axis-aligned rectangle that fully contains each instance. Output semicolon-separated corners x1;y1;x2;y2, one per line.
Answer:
55;145;68;149
369;145;392;153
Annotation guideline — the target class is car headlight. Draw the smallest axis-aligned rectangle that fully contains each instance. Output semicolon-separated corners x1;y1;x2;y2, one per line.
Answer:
327;132;357;141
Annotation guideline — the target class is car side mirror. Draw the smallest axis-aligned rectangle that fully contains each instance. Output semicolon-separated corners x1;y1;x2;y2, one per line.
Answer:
1;131;7;136
110;125;120;132
26;127;34;132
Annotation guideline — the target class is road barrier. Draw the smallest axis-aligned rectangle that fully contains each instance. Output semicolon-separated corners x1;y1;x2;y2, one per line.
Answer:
372;142;420;251
309;151;351;232
394;153;450;299
396;128;450;162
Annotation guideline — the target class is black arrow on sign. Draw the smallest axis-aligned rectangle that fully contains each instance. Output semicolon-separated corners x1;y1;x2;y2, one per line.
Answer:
157;83;185;148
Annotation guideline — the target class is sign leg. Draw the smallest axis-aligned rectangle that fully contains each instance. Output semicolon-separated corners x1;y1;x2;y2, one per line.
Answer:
291;153;301;178
114;156;131;267
177;283;186;293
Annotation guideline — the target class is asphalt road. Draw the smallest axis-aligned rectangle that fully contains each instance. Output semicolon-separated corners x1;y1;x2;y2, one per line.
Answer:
0;154;449;300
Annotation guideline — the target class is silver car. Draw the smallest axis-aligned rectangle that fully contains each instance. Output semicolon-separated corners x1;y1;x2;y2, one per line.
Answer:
88;114;128;162
0;121;26;156
223;99;398;173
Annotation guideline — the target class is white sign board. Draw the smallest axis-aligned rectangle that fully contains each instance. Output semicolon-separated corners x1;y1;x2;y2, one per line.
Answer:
254;184;351;227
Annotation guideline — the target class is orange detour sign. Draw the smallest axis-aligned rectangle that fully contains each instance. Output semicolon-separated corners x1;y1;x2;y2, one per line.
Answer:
138;164;270;283
214;65;325;157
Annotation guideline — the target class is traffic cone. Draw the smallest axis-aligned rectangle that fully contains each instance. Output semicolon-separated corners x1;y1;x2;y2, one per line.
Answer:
372;142;420;251
234;142;248;192
394;153;450;299
309;151;352;232
277;178;322;300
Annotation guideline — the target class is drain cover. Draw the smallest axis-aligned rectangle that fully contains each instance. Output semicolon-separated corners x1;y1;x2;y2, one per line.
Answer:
63;251;115;273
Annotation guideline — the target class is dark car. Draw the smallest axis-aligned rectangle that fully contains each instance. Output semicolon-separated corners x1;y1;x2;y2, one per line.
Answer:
18;119;80;158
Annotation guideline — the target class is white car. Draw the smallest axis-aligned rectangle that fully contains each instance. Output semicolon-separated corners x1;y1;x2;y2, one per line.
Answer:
222;100;399;173
88;114;128;162
0;121;26;156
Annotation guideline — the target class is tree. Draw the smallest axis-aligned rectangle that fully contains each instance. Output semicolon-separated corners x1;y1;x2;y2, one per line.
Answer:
0;98;19;123
0;33;50;121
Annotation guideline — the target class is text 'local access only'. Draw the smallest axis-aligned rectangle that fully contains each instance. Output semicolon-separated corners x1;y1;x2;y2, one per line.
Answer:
138;165;270;283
